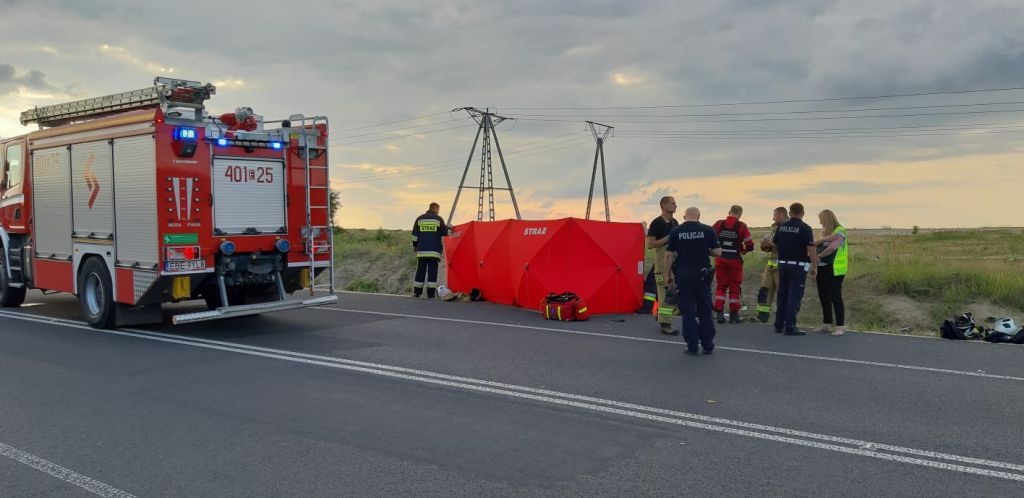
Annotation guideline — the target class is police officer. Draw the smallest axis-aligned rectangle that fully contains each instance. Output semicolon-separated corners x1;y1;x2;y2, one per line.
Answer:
771;202;819;335
411;202;450;298
665;207;722;355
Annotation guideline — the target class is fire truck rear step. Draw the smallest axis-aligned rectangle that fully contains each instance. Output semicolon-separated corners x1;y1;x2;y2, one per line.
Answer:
171;294;338;325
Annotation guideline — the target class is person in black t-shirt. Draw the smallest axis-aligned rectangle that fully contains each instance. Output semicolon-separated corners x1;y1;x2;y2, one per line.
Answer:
665;207;722;355
771;202;819;335
646;196;679;334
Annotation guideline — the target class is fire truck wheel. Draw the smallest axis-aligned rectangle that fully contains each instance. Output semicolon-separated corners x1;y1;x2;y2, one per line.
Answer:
0;252;27;307
78;257;115;328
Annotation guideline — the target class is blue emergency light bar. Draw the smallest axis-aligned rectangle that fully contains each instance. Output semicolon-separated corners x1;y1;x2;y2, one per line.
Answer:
211;137;283;150
173;126;198;141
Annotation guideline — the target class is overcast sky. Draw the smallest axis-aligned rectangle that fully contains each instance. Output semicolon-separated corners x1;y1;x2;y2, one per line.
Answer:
2;0;1022;229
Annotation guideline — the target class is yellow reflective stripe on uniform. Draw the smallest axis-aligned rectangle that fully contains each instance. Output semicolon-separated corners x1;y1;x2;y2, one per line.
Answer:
767;260;778;268
417;220;441;232
416;251;442;259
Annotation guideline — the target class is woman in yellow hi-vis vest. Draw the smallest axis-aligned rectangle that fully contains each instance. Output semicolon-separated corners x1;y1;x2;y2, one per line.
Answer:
814;209;848;336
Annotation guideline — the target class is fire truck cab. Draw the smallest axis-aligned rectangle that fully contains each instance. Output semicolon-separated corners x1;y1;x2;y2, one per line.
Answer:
0;77;336;328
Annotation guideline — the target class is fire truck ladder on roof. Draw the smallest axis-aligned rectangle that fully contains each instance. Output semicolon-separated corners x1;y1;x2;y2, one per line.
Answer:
292;114;336;297
20;77;215;128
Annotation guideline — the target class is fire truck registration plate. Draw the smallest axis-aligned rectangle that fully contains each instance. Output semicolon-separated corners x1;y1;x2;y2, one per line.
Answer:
164;260;207;272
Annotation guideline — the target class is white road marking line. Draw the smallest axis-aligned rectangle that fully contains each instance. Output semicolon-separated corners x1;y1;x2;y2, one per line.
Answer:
117;327;1024;473
339;292;948;340
316;307;1024;382
0;441;136;498
2;310;1023;482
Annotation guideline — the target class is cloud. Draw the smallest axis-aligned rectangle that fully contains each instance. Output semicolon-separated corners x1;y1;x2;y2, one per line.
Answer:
98;44;175;74
0;63;59;96
611;71;649;87
2;1;1024;228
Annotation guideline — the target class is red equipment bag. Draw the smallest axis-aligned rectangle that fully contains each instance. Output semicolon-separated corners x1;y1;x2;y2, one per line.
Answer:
541;292;590;321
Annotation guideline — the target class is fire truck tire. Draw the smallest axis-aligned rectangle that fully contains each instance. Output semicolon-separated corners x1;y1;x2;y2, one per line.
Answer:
0;251;27;307
78;257;115;328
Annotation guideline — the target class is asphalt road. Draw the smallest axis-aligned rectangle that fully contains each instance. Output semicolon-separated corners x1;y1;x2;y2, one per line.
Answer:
1;291;1023;497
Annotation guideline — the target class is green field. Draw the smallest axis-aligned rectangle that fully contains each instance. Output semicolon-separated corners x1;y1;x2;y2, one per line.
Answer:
332;226;1024;335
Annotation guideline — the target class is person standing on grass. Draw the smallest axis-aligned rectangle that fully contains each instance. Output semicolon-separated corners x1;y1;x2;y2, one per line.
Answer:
647;196;680;335
814;209;848;336
712;205;755;324
755;207;789;323
772;202;819;335
411;202;449;298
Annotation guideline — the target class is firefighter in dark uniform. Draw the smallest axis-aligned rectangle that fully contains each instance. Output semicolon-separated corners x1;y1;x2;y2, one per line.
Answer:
665;207;722;355
411;202;450;298
647;196;679;334
771;202;819;335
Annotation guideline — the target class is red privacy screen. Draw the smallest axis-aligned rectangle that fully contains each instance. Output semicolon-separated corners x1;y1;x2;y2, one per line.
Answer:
444;218;645;314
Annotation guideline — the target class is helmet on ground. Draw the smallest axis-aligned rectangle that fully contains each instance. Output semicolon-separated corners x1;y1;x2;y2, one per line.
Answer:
437;285;452;299
991;317;1017;334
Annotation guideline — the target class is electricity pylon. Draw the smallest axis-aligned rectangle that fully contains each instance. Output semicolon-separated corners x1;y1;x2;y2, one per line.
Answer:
448;107;522;224
585;121;614;221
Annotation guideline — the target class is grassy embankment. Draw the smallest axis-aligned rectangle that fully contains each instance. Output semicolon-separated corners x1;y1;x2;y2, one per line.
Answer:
332;226;1024;335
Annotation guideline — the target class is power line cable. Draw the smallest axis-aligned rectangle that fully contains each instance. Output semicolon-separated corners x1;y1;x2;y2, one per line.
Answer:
619;121;1024;135
334;116;472;140
504;100;1024;119
335;111;454;132
336;123;476;146
510;108;1024;124
617;128;1024;140
495;85;1024;110
336;131;591;183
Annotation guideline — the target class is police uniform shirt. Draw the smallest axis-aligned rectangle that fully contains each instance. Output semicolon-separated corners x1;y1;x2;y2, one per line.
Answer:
647;215;678;241
772;217;814;262
666;221;720;267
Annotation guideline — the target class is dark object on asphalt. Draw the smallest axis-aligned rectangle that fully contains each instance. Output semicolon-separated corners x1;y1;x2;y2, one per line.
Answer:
940;312;984;340
981;317;1024;344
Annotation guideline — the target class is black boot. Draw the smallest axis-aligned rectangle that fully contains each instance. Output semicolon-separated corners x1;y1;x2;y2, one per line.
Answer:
716;312;726;324
729;313;742;324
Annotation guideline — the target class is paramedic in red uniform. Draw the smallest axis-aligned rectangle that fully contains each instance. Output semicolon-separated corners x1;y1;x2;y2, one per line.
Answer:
712;205;754;323
411;202;450;298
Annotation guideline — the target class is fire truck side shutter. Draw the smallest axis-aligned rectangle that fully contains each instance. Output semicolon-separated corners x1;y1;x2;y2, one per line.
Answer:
71;140;114;240
31;146;73;259
113;135;158;267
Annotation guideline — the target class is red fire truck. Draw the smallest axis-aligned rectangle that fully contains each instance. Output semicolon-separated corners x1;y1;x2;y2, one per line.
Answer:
0;77;336;328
